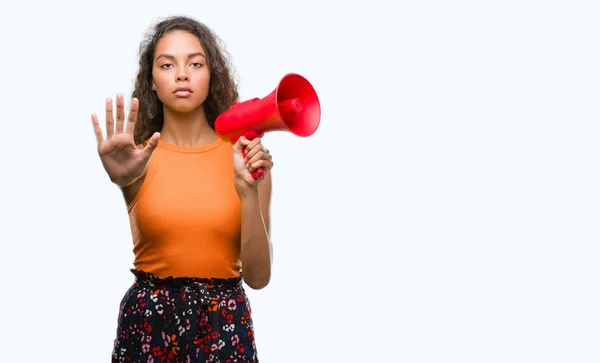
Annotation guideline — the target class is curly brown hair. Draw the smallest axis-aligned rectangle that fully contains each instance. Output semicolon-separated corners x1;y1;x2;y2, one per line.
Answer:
132;16;239;145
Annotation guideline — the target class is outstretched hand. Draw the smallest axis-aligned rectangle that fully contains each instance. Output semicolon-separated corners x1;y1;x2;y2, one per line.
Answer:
232;136;274;195
91;94;160;187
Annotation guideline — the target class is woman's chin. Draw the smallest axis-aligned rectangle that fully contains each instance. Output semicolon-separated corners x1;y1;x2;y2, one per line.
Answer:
165;99;205;114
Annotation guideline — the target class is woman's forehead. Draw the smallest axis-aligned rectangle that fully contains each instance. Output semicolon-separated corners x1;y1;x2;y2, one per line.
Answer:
156;30;205;55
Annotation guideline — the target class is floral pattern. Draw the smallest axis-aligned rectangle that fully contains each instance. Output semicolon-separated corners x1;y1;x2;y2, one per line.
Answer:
112;269;258;362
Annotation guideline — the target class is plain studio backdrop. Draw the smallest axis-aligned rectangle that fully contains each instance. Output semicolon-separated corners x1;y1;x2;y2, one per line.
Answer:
1;0;599;362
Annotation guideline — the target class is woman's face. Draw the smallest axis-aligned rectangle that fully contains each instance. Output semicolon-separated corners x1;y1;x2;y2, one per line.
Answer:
152;30;211;113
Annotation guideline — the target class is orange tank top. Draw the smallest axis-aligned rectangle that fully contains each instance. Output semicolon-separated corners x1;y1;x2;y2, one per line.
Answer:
127;135;242;279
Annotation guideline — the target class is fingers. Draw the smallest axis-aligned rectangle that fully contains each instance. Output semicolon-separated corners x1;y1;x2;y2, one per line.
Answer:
248;158;274;174
246;148;272;170
244;138;267;163
105;94;136;137
125;98;139;135
91;113;104;146
244;138;273;172
244;138;262;155
115;93;125;133
105;97;115;138
94;93;135;149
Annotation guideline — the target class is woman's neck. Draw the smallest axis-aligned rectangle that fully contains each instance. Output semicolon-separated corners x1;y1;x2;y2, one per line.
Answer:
160;106;218;147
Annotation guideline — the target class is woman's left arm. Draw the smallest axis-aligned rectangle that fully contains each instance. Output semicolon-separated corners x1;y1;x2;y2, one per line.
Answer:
239;172;273;289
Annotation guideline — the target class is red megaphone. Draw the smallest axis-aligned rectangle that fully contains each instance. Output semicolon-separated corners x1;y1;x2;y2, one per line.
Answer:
214;73;321;179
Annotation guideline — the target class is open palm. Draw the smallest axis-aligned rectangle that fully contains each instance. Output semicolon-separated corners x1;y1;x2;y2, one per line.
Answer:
91;94;160;187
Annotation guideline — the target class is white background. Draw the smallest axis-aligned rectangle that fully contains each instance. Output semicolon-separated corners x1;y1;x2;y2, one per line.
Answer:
1;0;599;362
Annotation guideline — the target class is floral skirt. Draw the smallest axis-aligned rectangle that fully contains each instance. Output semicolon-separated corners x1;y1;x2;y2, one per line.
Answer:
111;269;258;363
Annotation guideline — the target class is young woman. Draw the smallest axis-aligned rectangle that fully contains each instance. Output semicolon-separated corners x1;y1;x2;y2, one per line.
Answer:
91;15;273;362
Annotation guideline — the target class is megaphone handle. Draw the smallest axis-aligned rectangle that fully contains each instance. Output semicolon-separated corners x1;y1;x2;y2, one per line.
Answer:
242;147;265;180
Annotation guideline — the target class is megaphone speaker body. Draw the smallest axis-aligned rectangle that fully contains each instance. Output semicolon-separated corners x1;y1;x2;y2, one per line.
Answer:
214;73;321;179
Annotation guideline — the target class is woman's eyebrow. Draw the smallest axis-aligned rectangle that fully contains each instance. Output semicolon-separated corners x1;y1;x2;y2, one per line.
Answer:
156;52;206;61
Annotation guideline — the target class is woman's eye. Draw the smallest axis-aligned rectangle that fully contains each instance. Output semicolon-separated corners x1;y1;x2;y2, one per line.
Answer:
191;62;203;67
160;63;173;69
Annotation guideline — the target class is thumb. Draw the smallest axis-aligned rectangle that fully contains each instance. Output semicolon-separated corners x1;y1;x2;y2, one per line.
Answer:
143;132;161;156
232;136;251;153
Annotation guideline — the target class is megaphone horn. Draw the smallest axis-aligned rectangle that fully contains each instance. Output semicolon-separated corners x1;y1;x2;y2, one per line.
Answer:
214;73;321;179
